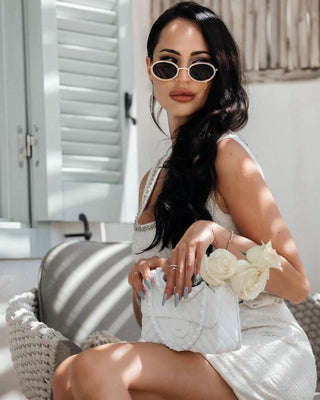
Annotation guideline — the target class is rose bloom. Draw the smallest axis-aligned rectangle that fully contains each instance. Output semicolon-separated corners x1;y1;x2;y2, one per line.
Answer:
229;260;270;301
200;249;238;286
246;241;282;271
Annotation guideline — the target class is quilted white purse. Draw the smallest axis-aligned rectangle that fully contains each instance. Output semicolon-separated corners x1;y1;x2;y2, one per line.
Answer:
140;267;241;354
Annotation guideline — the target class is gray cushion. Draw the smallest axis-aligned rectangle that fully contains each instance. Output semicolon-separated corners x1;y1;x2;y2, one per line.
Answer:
38;241;140;346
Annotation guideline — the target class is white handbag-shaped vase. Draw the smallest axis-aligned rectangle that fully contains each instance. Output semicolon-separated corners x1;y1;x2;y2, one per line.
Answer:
140;267;241;354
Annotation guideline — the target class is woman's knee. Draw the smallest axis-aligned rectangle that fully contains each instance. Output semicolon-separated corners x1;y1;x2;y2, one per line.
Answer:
52;342;139;398
69;344;125;393
69;349;96;393
52;354;77;399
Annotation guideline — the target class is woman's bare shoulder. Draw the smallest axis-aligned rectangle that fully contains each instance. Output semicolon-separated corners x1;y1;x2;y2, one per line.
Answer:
215;137;260;180
216;136;250;158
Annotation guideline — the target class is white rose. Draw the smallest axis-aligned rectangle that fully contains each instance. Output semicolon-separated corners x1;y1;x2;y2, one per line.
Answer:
200;249;238;286
229;260;270;301
246;241;282;271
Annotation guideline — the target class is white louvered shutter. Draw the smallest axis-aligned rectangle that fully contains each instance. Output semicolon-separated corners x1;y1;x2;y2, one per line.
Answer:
57;0;121;184
57;0;124;220
27;0;136;223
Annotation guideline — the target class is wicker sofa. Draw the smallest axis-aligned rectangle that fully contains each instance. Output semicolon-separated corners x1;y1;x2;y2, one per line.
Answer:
6;240;320;399
6;240;139;400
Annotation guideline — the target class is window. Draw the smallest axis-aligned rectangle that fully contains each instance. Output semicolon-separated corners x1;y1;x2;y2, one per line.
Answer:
0;0;137;257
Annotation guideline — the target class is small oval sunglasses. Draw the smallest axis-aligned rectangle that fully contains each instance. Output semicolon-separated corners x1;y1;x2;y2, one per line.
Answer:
151;60;218;82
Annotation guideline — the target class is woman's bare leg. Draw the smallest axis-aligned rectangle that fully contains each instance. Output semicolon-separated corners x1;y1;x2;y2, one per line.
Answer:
52;354;77;400
53;342;237;400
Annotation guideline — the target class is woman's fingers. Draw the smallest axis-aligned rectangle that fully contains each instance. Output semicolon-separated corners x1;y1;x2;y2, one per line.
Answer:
164;244;195;306
163;262;181;305
194;252;204;278
132;263;148;300
173;247;187;304
128;256;169;304
164;221;217;305
184;251;196;296
129;222;217;307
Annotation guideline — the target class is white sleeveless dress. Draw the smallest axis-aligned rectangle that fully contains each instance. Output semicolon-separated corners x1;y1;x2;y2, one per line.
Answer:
132;133;317;400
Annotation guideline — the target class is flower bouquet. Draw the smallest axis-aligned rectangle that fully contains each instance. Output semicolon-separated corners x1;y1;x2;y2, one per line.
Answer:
200;241;283;301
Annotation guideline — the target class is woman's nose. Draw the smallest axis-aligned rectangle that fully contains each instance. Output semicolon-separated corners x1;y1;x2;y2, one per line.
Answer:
176;67;190;82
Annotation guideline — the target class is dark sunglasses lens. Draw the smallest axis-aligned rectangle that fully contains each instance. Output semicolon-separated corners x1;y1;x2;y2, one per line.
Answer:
189;64;214;81
153;62;177;79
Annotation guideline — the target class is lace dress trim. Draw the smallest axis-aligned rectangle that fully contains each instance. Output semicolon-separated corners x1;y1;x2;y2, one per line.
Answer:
134;152;168;232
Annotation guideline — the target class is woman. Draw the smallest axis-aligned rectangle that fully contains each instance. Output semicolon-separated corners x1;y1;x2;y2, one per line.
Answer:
52;2;316;399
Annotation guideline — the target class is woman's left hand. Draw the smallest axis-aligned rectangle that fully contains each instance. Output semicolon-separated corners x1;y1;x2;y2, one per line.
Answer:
163;220;218;305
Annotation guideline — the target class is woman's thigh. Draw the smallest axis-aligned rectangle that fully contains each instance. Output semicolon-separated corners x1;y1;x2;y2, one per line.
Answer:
73;342;238;400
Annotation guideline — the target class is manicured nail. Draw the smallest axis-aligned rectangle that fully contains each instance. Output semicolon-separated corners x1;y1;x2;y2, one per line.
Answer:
174;293;180;307
136;297;141;306
194;274;201;283
183;286;189;300
162;293;167;306
145;278;152;290
138;290;145;300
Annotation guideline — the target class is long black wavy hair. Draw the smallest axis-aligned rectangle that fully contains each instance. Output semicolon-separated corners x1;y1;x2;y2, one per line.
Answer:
145;1;248;251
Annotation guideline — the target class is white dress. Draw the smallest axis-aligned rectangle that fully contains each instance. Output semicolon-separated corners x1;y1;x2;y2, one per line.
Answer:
132;133;317;400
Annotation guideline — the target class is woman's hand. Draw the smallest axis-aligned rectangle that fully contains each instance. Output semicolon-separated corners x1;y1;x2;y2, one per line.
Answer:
164;220;218;306
128;256;170;305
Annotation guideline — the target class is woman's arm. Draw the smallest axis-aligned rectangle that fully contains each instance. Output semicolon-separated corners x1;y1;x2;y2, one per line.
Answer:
215;138;310;303
164;138;309;305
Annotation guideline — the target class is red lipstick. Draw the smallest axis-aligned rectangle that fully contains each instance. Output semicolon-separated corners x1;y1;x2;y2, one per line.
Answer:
169;89;195;102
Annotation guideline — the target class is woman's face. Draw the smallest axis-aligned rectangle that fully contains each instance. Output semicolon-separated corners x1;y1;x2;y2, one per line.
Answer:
147;18;213;130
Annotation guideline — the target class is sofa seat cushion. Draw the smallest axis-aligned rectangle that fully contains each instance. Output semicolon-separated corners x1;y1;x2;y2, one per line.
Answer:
38;241;140;346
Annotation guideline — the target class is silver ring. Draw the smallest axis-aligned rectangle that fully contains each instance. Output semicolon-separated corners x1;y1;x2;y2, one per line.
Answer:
169;264;178;271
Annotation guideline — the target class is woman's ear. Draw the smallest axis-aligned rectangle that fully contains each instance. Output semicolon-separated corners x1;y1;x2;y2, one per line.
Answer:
146;56;152;81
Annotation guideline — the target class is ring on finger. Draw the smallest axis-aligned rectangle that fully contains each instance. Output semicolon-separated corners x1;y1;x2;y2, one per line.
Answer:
169;264;178;271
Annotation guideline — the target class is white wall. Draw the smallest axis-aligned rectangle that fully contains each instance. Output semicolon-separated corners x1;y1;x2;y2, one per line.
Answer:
132;1;320;292
242;79;320;292
132;0;171;181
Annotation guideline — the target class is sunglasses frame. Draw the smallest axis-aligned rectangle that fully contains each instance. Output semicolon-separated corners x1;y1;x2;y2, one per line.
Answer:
151;60;218;82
